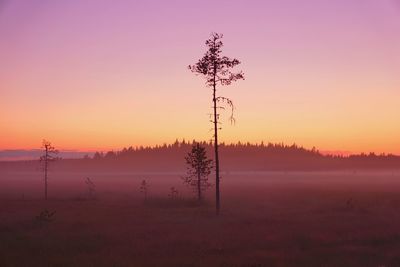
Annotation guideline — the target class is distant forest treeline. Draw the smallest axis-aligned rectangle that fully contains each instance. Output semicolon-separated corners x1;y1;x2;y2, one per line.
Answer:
87;140;400;171
1;140;399;171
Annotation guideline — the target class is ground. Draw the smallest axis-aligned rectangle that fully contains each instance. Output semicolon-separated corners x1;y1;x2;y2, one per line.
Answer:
1;171;400;266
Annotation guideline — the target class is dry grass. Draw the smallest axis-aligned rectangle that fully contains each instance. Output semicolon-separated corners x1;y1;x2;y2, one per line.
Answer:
1;172;400;266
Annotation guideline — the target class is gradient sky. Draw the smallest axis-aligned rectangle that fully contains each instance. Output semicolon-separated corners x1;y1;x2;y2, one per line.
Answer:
1;0;400;154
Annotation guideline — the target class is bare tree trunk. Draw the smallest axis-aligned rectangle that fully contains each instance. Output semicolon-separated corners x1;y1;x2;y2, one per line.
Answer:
189;34;243;214
44;148;48;200
197;169;202;201
213;73;220;215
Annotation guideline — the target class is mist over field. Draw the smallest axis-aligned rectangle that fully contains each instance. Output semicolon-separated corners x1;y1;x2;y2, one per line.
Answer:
2;165;400;266
0;149;94;161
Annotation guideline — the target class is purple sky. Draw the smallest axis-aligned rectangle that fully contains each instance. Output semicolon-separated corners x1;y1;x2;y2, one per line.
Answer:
1;0;400;153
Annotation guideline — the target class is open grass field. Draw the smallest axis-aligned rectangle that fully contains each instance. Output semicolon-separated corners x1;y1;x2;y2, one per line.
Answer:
1;171;400;266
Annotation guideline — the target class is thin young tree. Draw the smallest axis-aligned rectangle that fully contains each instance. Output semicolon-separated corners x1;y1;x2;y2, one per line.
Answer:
183;143;213;201
140;179;148;201
189;33;244;214
168;187;179;200
39;140;59;200
85;177;96;200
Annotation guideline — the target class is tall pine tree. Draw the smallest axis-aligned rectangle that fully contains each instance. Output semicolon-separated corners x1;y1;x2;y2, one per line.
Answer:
189;33;244;214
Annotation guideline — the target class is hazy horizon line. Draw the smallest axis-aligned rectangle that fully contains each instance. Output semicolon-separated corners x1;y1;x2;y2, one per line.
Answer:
1;139;397;161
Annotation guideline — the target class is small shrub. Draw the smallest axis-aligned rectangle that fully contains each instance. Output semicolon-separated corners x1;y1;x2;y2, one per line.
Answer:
36;209;56;224
346;198;355;210
85;177;96;199
140;179;148;200
168;187;180;199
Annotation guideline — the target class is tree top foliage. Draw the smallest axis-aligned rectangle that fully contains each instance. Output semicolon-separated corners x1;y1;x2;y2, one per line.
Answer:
188;32;244;87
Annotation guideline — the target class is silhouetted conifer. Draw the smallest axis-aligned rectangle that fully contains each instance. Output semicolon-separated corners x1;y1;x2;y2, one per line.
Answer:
183;143;213;201
39;140;59;200
140;179;148;201
189;33;244;214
